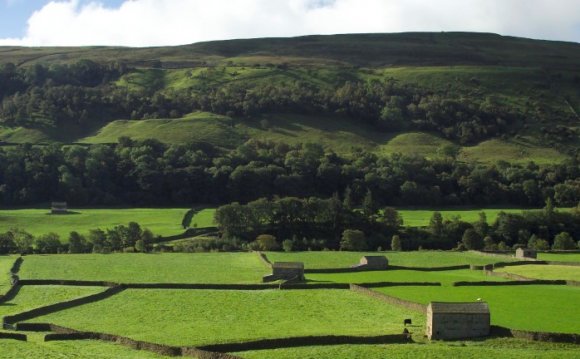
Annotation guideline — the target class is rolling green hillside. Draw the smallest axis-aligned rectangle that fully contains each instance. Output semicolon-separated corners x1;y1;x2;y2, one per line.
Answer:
1;32;579;163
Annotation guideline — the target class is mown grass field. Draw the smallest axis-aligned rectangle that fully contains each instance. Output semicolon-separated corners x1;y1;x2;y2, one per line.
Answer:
236;339;580;359
266;251;516;269
307;269;506;286
537;252;580;263
0;208;215;238
377;285;580;333
0;285;103;318
20;253;268;284
0;339;165;359
28;289;425;347
496;264;580;282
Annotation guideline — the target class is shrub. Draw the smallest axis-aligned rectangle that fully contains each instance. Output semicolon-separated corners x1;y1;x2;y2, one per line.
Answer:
462;228;483;250
255;234;280;251
391;235;402;251
282;239;294;252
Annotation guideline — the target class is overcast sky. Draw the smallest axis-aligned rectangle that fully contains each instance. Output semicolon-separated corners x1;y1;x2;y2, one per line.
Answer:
1;0;579;47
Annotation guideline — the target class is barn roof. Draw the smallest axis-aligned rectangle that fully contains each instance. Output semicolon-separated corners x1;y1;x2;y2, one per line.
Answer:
272;262;304;269
428;302;489;314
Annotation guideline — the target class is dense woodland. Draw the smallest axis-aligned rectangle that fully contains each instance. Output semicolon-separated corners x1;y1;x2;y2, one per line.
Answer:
0;139;579;207
0;60;528;144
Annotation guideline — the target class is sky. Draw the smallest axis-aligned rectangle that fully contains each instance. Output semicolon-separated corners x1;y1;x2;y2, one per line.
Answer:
0;0;579;47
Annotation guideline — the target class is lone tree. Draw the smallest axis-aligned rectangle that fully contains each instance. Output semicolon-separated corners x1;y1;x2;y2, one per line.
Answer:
552;232;576;250
391;235;402;251
340;229;367;251
429;212;444;238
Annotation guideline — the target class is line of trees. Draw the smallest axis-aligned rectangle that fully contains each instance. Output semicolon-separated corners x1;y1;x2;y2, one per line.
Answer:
0;139;579;207
214;197;580;251
0;222;156;255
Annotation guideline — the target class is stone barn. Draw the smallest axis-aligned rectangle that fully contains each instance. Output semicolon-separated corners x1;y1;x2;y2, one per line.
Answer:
50;202;68;214
515;248;537;259
263;262;305;282
426;302;490;340
352;256;389;270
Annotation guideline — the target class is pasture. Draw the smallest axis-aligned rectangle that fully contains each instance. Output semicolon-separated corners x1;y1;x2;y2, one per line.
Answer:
266;251;516;269
537;252;580;263
0;208;215;238
307;269;506;286
0;285;102;318
27;289;424;347
0;339;165;359
19;253;269;284
496;264;580;282
0;255;14;293
236;339;580;359
377;285;580;333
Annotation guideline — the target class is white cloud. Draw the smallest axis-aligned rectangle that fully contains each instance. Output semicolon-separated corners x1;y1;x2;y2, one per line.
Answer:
0;0;578;47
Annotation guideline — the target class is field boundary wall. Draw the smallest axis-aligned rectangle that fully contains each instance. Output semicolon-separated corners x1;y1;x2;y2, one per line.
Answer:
490;325;580;344
0;332;27;341
452;279;567;286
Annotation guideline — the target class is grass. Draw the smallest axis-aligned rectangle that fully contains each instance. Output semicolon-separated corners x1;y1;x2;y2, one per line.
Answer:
537;252;580;263
307;269;506;286
237;339;580;359
378;285;580;333
460;139;567;165
265;251;516;269
0;339;166;358
28;289;424;346
20;253;268;284
0;126;52;144
235;338;580;359
397;208;555;227
496;264;580;282
0;208;215;239
0;285;103;318
0;255;15;294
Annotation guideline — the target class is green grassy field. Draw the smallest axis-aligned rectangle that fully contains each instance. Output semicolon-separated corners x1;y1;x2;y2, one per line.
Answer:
378;285;580;333
537;252;580;263
496;265;580;282
0;255;15;294
0;208;215;238
0;339;165;359
27;289;424;347
307;269;506;286
266;251;515;269
0;286;103;318
236;339;580;359
20;253;268;284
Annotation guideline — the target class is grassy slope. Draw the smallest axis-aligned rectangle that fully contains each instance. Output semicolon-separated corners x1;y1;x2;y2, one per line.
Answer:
0;340;165;359
266;251;515;269
537;253;580;262
0;208;215;238
496;264;580;281
236;339;580;359
0;285;103;318
307;269;505;286
378;285;580;333
29;289;424;346
20;253;268;284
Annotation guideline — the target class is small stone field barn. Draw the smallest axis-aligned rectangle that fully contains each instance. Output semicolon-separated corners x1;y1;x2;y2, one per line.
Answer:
50;202;68;214
263;262;305;282
352;256;389;270
515;248;537;259
427;301;490;340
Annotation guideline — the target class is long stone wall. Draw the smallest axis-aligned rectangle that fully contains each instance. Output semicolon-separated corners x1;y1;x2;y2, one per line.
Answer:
349;284;427;314
490;325;580;344
0;332;27;341
452;280;567;286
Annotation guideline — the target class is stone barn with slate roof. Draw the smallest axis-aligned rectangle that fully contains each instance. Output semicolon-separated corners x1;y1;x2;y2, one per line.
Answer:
353;255;389;270
515;248;537;259
427;302;490;340
263;262;305;282
51;202;68;214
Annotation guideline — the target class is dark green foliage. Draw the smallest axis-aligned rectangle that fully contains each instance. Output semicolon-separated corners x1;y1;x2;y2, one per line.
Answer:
34;233;62;254
340;230;367;251
391;235;402;251
0;232;16;254
68;231;88;254
461;228;484;250
552;232;576;250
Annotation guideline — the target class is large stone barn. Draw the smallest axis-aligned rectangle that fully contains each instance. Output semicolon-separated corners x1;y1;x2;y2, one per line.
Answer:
352;256;389;270
426;302;490;340
50;202;68;214
515;248;537;259
263;262;305;282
